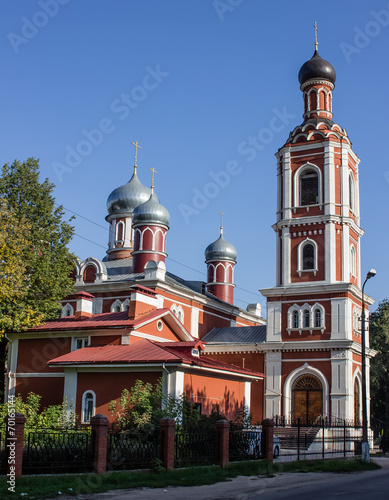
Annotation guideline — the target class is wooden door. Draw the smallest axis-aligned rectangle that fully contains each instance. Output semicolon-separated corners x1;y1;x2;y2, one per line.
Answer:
292;375;323;424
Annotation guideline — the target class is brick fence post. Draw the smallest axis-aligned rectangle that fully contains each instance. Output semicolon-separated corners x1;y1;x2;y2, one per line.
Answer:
159;417;175;470
5;412;26;478
216;419;230;468
261;418;274;461
91;414;109;474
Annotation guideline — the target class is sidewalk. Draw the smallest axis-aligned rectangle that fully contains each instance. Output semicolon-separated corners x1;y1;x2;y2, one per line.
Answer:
52;456;389;500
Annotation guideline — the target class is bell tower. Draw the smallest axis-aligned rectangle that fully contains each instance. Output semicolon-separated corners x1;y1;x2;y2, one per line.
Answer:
260;30;374;423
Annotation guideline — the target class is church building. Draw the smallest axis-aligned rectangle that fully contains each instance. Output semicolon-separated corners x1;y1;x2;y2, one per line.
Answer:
5;42;375;426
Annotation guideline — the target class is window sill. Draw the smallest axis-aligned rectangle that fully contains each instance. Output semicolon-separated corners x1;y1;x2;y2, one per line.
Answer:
287;328;325;335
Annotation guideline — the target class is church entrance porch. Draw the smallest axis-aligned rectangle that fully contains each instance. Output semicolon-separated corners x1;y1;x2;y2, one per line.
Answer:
292;374;323;424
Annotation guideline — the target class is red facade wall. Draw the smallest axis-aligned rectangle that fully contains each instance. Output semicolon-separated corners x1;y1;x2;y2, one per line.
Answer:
17;337;71;374
76;371;161;421
183;372;246;421
205;351;264;423
15;377;64;410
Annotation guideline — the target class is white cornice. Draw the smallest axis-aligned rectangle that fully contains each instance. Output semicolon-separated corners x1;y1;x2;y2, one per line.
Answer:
259;282;374;305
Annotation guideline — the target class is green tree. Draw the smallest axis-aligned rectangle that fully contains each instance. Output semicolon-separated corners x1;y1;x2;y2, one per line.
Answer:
0;198;44;333
369;299;389;424
0;158;76;396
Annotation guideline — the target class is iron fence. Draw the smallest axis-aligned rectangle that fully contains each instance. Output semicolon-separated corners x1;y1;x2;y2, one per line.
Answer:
272;417;367;460
229;428;263;461
175;428;217;467
107;429;160;470
23;429;93;474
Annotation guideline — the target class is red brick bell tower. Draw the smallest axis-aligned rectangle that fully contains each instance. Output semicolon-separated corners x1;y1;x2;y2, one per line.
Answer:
260;31;374;424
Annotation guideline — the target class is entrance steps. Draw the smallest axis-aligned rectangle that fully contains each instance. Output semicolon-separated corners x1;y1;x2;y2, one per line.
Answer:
273;426;320;450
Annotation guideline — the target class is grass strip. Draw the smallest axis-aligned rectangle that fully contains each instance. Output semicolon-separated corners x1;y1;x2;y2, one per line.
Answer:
0;459;380;500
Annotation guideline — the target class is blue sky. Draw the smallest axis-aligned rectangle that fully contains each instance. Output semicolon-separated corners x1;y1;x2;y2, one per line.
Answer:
1;0;388;314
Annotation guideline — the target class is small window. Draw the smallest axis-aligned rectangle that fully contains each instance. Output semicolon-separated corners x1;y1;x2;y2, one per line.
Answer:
293;310;299;329
193;403;202;414
75;338;88;350
303;310;310;328
300;169;319;206
303;244;315;270
349;174;355;212
83;392;95;423
314;309;321;328
350;246;357;278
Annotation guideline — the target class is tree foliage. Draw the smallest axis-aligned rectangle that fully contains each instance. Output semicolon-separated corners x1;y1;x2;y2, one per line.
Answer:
0;158;76;336
0;199;44;333
108;379;217;433
0;392;76;429
369;299;389;422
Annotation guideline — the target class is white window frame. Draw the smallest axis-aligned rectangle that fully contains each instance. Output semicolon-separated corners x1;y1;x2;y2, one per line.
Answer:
297;238;318;276
294;163;322;208
61;303;74;318
81;390;96;424
72;337;89;351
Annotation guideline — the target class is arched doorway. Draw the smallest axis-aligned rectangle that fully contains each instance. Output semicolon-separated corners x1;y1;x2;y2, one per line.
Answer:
354;378;361;425
292;374;323;424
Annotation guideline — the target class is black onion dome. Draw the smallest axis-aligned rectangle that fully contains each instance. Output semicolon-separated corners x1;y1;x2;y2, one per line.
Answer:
298;49;336;86
205;235;237;262
132;192;170;227
106;171;151;216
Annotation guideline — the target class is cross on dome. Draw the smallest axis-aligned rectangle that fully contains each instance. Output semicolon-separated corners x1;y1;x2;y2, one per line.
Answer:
149;167;157;193
313;21;318;50
131;140;141;173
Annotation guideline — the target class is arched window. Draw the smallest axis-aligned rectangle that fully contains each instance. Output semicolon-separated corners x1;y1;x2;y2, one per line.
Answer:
314;308;322;328
293;310;299;329
61;303;74;318
303;309;310;328
300;169;319;206
349;174;355;212
115;221;125;243
303;243;315;270
83;265;96;283
82;391;95;423
350;246;357;278
110;299;122;313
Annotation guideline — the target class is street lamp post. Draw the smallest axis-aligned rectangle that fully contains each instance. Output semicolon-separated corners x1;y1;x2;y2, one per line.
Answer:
361;268;376;463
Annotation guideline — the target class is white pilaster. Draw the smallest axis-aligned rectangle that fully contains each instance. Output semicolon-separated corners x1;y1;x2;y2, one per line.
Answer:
63;368;78;418
264;351;282;418
341;224;350;282
190;307;199;338
325;222;336;283
244;381;251;412
324;143;335;215
282;228;291;285
330;350;350;419
283;150;292;219
266;301;282;342
340;146;349;217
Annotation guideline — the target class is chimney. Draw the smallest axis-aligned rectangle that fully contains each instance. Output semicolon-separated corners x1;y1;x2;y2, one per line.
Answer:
74;292;94;320
128;285;159;320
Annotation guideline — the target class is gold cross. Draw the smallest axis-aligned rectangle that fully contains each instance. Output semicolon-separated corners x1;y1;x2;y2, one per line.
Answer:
313;21;318;50
131;141;141;171
219;210;224;235
149;167;157;191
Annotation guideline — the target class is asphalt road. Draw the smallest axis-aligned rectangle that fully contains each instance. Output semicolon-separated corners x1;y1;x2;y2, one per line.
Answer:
53;457;389;500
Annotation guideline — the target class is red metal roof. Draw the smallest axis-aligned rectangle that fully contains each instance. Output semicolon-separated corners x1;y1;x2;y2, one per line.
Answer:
49;339;264;379
28;308;172;332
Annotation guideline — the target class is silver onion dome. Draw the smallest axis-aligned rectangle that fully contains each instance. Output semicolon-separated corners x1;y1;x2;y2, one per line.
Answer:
132;192;170;227
106;171;151;216
205;235;237;262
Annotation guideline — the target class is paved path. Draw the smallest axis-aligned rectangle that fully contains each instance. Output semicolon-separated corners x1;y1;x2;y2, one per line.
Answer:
52;457;389;500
